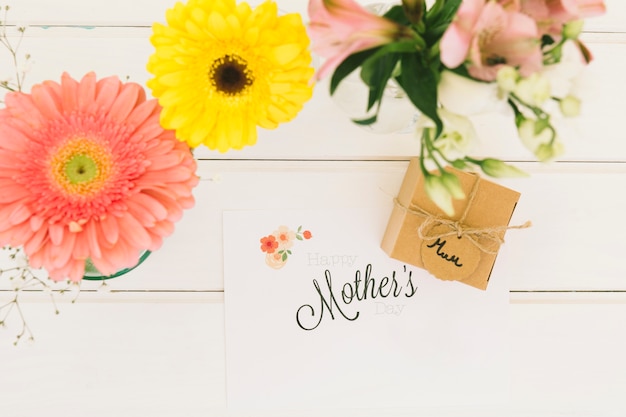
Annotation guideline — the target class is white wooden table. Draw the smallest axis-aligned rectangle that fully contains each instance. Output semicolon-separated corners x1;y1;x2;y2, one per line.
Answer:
1;1;626;416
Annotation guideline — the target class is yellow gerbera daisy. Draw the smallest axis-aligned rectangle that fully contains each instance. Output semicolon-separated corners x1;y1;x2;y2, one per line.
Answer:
147;0;315;152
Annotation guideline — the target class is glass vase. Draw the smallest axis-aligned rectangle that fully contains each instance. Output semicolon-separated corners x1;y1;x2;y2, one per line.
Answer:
329;2;418;134
82;250;151;281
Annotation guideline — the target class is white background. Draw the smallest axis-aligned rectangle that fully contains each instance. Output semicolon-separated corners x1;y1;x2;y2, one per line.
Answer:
1;0;625;416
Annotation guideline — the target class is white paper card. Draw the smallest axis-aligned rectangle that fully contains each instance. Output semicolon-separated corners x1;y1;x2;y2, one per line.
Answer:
223;208;509;412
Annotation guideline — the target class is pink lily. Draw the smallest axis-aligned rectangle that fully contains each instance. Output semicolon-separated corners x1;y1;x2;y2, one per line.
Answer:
440;0;543;81
308;0;411;80
519;0;606;36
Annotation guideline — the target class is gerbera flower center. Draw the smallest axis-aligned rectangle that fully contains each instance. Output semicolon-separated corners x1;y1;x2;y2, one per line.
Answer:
49;138;113;197
209;54;254;95
65;154;98;184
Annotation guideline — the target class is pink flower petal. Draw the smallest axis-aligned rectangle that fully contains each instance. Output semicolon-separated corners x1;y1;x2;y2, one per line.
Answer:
108;83;141;122
99;214;120;245
77;72;97;111
126;99;159;130
118;213;153;249
61;72;80;111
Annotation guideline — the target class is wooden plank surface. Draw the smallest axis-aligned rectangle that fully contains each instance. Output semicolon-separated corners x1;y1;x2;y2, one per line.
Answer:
1;0;625;416
4;0;624;30
1;296;625;417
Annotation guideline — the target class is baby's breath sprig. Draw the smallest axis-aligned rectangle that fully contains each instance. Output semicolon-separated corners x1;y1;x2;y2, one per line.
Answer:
0;246;79;345
0;4;31;95
0;5;59;346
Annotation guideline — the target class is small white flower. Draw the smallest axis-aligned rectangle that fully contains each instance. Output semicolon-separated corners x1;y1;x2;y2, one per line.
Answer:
559;95;581;117
416;108;477;160
438;70;502;116
540;40;586;99
496;66;519;94
514;73;551;107
517;119;552;152
517;118;564;161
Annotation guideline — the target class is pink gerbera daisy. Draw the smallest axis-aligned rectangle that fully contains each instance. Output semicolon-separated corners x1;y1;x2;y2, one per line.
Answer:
0;72;198;282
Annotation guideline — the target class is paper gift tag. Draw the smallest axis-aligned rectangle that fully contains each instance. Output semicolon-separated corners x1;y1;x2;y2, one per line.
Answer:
420;224;482;281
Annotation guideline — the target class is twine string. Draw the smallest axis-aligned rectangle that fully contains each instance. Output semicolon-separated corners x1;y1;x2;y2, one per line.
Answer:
394;176;531;255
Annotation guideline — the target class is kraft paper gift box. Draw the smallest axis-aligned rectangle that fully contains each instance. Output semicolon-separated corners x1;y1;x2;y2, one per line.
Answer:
381;158;523;290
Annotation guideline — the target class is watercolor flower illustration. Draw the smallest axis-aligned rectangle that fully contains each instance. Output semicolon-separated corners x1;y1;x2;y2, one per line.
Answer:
0;72;199;282
260;225;312;269
260;235;279;254
147;0;315;152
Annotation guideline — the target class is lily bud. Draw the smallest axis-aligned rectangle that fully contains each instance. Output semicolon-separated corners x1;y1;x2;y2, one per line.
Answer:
517;118;552;152
424;174;454;216
559;95;581;117
440;171;465;200
402;0;424;24
563;20;584;40
479;159;528;178
496;66;518;93
535;141;565;162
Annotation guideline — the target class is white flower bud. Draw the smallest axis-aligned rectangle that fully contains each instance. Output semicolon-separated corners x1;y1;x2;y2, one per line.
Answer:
496;66;518;93
559;95;581;117
424;174;455;217
440;109;476;156
514;73;551;106
563;20;584;40
535;141;565;162
517;118;552;153
440;172;465;200
480;159;528;178
517;118;565;162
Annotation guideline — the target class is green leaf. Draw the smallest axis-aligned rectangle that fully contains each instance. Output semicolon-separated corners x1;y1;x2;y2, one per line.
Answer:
282;252;288;261
352;114;378;126
296;235;303;241
426;0;461;27
359;42;419;109
424;0;461;43
330;48;379;95
396;53;443;136
360;52;399;111
371;40;421;56
383;5;410;25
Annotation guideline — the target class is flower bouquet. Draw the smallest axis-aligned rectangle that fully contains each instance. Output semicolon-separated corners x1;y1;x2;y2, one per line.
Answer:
308;0;605;214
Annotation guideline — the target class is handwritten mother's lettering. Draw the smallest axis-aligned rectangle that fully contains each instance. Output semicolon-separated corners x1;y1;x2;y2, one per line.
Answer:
296;264;417;331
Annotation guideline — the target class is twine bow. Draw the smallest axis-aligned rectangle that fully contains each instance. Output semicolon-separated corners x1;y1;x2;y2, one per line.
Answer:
394;176;531;255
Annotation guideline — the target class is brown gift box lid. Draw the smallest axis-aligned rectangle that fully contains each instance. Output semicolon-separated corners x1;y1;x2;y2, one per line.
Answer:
381;158;521;290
